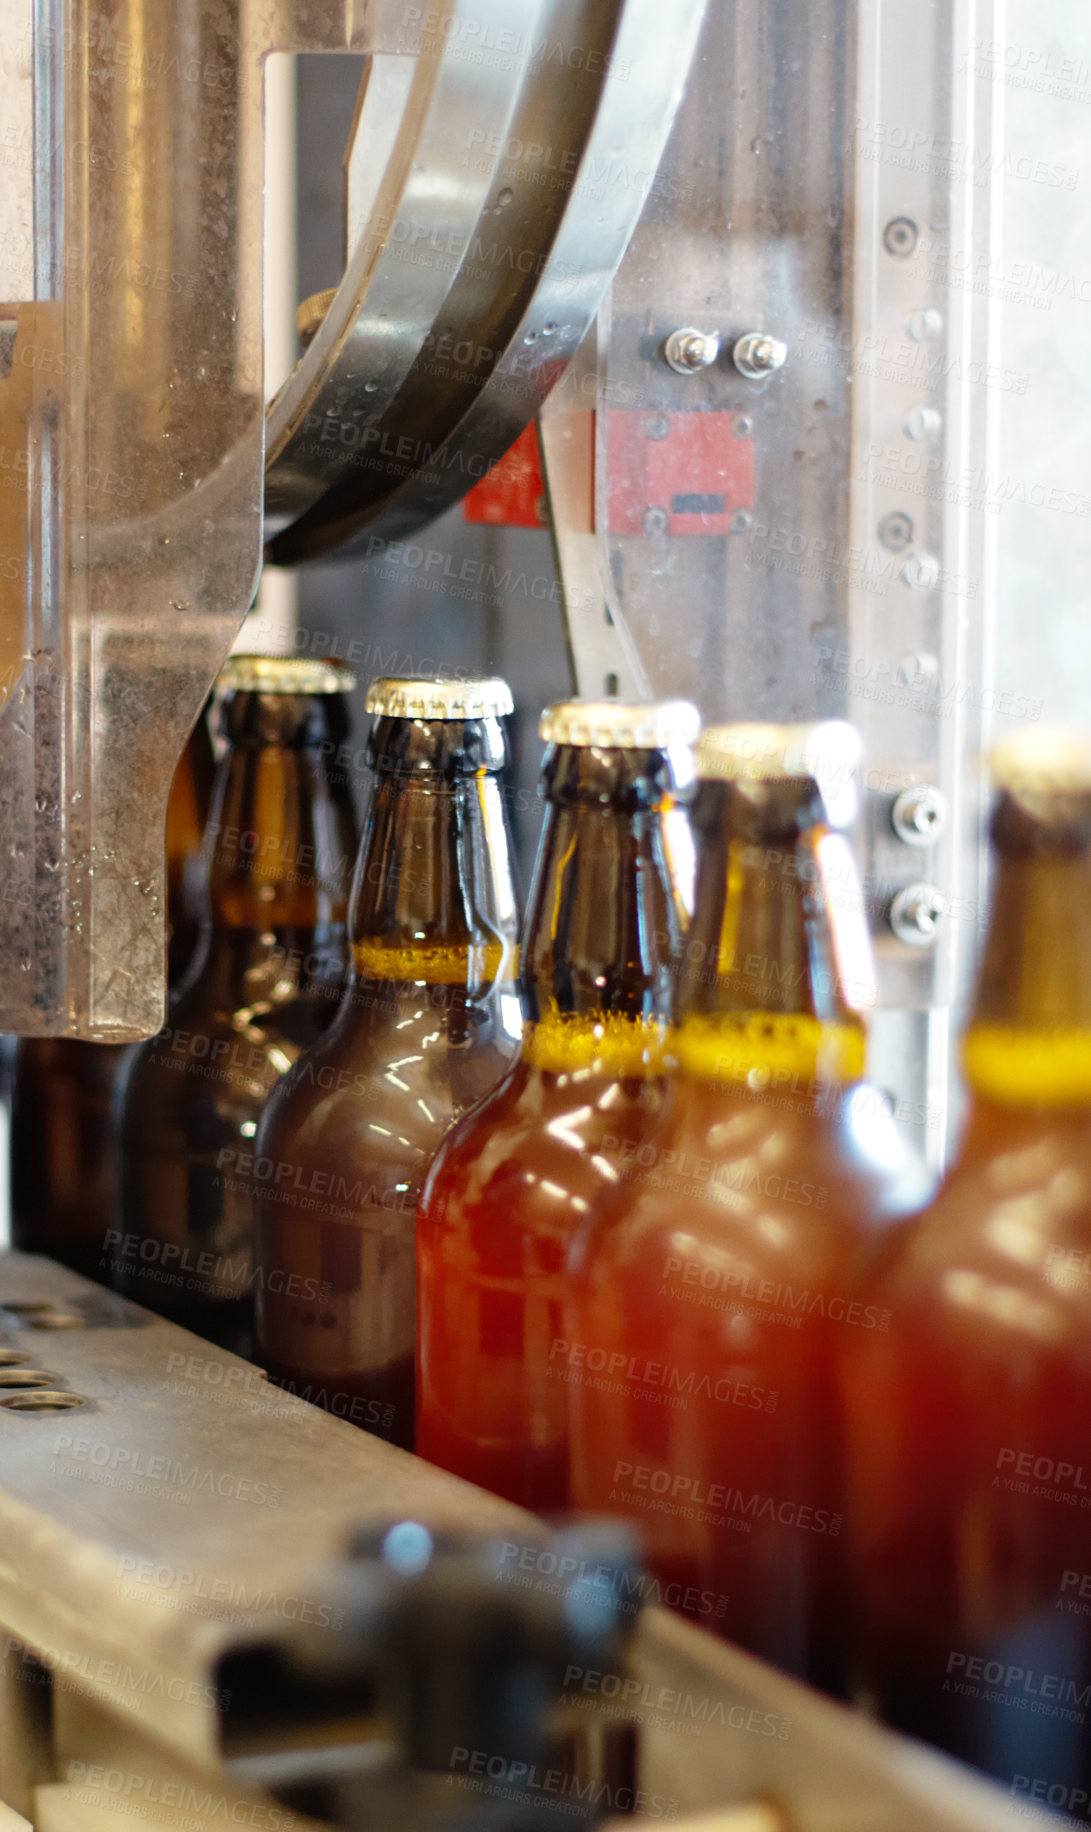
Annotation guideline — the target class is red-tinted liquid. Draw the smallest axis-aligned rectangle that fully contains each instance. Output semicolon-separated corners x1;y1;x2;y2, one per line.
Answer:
843;1100;1091;1797
416;1051;664;1512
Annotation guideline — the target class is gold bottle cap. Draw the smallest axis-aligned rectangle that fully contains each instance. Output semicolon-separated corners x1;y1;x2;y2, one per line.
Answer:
696;720;861;783
990;726;1091;797
219;654;357;695
539;700;700;749
296;287;338;348
365;676;514;720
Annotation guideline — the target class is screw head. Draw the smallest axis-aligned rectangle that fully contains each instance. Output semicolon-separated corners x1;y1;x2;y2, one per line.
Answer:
906;307;943;341
879;510;914;553
900;551;941;591
729;509;751;534
896;651;939;690
889;882;946;947
904;406;943;442
731;414;754;440
891;785;948;847
642;506;670;536
643;414;671;442
883;216;919;258
664;327;721;375
732;331;789;380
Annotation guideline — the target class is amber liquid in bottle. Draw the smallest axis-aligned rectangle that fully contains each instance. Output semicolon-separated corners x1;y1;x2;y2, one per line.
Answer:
416;718;694;1510
10;713;215;1281
252;694;520;1448
113;663;358;1353
843;753;1091;1799
566;732;925;1690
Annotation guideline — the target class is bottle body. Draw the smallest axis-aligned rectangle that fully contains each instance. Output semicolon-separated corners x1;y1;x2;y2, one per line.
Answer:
253;690;520;1447
416;711;696;1510
114;664;358;1352
11;713;215;1280
843;743;1091;1793
566;730;923;1688
843;1100;1091;1795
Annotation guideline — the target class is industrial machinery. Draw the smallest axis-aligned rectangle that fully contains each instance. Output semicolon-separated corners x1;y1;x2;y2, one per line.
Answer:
2;0;1089;1825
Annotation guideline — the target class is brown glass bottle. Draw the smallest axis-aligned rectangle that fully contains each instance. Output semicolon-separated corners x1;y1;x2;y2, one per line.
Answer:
415;699;700;1510
252;676;521;1448
566;723;928;1692
112;657;359;1353
10;712;215;1280
843;729;1091;1801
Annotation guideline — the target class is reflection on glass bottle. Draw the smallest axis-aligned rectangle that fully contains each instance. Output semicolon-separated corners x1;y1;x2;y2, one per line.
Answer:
566;723;928;1692
112;657;359;1353
416;700;699;1509
10;711;215;1280
253;676;521;1448
843;728;1091;1797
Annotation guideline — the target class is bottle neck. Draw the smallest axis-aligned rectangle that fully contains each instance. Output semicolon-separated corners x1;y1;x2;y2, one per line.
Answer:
671;778;868;1093
201;706;357;934
349;770;518;988
519;745;688;1077
964;811;1091;1109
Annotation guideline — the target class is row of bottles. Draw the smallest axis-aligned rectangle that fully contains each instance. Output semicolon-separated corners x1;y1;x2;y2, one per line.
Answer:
10;664;1091;1805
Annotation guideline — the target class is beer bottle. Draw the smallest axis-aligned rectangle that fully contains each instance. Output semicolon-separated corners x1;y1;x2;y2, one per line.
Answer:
252;676;520;1448
566;723;927;1691
112;657;359;1352
10;711;215;1280
416;699;700;1509
843;729;1091;1798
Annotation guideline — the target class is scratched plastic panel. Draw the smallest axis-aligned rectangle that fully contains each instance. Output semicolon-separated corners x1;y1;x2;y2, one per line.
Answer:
0;0;389;1038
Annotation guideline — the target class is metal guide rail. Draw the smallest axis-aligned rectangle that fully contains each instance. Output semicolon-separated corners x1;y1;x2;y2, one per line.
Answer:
0;1252;1032;1832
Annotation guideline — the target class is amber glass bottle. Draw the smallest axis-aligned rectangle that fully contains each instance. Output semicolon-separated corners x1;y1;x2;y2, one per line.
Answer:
415;699;700;1510
843;729;1091;1800
10;712;215;1280
252;676;520;1448
112;657;358;1353
566;723;927;1691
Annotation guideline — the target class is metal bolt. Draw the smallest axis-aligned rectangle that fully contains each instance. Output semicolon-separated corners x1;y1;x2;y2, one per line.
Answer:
904;405;943;442
896;651;938;690
901;550;941;591
891;785;948;848
664;327;721;374
729;509;752;534
642;507;670;536
878;510;914;553
889;882;946;948
731;414;753;440
643;414;671;441
732;332;789;380
883;216;919;258
906;307;943;341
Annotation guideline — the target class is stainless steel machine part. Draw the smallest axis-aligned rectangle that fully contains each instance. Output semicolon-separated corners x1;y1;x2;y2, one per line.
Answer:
0;1252;1039;1832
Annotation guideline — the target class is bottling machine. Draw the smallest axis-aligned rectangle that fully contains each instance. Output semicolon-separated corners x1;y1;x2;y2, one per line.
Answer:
1;0;1088;1825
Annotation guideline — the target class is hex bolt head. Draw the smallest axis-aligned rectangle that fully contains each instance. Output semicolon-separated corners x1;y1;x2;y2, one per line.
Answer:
883;216;919;258
891;785;948;847
664;327;721;374
878;510;915;552
889;882;946;947
901;550;941;591
732;332;789;379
